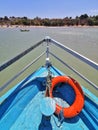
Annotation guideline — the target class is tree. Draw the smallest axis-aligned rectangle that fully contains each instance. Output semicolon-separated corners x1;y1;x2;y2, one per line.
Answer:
4;16;9;21
22;19;31;25
33;17;41;26
87;18;94;26
0;14;98;26
95;15;98;20
42;18;50;26
80;14;88;19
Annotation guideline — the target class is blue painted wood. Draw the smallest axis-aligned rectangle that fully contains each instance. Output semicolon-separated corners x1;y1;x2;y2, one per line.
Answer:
0;66;98;130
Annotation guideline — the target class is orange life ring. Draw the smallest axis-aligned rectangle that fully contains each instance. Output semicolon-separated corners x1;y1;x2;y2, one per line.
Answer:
49;76;84;118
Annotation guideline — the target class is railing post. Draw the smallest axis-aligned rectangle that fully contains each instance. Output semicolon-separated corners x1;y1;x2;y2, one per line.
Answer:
45;36;51;66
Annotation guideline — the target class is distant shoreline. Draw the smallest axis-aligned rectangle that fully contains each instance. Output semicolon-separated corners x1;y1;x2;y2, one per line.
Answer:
0;25;98;29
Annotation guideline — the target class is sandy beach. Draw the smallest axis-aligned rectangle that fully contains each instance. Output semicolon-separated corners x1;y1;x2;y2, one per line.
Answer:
0;25;98;29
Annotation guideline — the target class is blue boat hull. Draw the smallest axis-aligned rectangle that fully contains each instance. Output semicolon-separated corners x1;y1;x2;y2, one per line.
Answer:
0;66;98;130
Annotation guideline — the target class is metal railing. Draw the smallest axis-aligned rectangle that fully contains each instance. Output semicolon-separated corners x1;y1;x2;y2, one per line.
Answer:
0;51;45;92
50;38;98;70
0;36;98;93
0;39;45;72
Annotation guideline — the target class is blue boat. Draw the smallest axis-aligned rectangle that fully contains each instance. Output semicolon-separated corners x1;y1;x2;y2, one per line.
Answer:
0;37;98;130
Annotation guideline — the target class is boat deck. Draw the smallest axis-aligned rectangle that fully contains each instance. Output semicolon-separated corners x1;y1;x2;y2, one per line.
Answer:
0;66;98;130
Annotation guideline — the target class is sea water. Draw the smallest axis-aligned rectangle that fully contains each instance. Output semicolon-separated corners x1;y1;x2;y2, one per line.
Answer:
0;26;98;96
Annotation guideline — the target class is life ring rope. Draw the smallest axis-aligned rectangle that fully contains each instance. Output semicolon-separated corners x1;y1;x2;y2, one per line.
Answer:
49;76;84;118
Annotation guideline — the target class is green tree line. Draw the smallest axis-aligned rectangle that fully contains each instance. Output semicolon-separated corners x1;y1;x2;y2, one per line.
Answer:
0;14;98;26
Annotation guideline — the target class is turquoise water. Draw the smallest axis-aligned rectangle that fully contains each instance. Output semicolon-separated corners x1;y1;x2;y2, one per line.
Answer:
0;27;98;96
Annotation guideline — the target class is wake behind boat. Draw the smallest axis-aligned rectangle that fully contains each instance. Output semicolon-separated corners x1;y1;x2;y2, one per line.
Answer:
0;37;98;130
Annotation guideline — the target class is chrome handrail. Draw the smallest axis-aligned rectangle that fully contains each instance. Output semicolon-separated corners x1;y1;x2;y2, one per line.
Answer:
50;38;98;70
0;52;45;92
50;51;98;90
0;39;45;72
0;36;98;93
0;37;98;71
